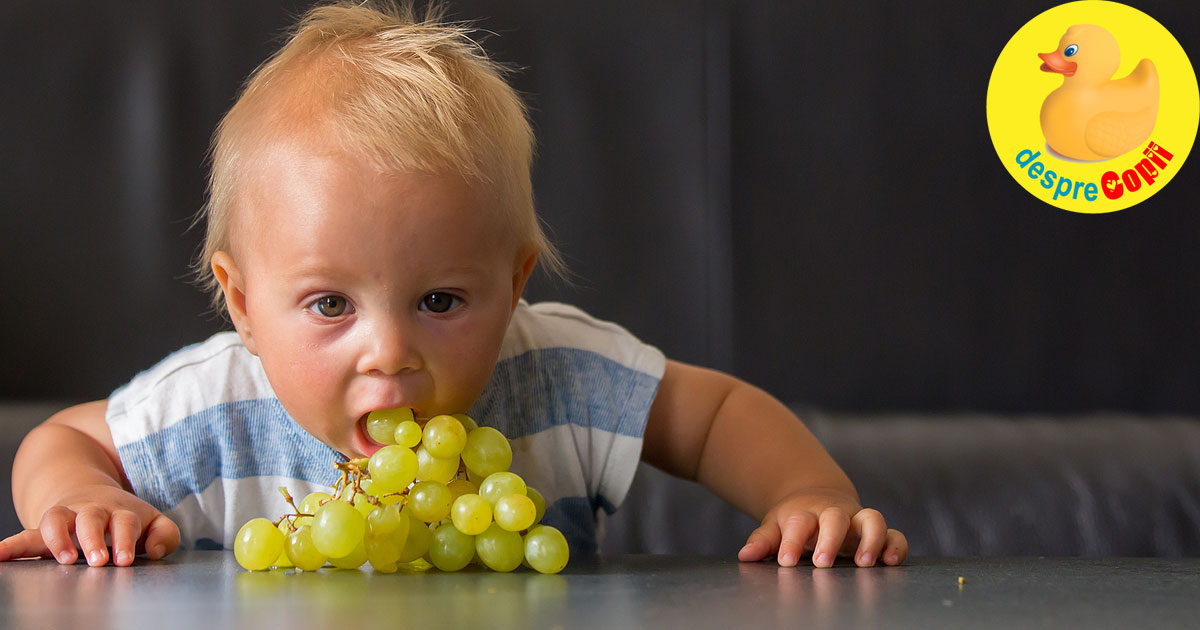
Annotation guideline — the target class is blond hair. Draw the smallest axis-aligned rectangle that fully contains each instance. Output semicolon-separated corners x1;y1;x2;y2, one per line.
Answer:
192;0;564;312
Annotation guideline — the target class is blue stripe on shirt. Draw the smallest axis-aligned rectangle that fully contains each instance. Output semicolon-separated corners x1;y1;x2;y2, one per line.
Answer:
117;398;342;511
471;347;659;440
118;346;655;531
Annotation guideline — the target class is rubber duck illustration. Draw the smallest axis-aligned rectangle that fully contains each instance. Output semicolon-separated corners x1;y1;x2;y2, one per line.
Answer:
1038;24;1158;161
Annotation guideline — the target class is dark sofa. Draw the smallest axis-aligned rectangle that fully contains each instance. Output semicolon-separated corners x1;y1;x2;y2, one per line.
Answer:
3;1;1199;557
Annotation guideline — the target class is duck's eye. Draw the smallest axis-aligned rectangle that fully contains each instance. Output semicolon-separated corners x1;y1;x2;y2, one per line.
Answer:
1064;44;1078;57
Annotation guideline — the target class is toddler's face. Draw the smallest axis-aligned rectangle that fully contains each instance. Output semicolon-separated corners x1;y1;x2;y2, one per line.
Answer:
214;137;534;459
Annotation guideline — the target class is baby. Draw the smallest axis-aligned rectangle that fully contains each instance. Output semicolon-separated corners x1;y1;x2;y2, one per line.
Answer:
1;2;906;569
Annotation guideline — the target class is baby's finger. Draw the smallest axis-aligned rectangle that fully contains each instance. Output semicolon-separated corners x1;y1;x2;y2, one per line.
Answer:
0;530;54;562
38;506;80;564
775;511;818;567
812;507;850;568
850;508;887;567
882;529;909;565
738;522;782;562
108;510;142;567
141;513;181;560
74;506;111;566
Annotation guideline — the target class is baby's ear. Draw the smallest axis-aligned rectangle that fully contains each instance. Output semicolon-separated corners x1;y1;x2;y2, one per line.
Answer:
511;246;538;311
211;251;258;355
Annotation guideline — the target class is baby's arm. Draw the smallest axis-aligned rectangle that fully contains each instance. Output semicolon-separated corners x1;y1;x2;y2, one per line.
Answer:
643;360;908;568
0;401;179;566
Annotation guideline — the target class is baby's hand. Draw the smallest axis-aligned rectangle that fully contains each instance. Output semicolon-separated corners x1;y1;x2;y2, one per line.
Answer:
0;485;179;566
738;489;907;568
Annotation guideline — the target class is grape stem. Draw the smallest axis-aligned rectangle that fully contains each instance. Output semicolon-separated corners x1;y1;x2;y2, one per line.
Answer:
271;512;314;530
331;459;371;503
272;487;313;530
278;486;299;511
269;458;419;530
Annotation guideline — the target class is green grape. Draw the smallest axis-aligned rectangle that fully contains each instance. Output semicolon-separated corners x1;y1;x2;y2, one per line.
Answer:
524;525;569;574
368;445;419;493
478;472;526;505
429;523;475;572
423;414;467;458
475;523;524;572
451;493;492;535
415;445;459;484
526;486;547;525
366;503;404;536
299;491;331;515
285;525;328;571
360;478;375;495
365;501;412;572
351;492;375;518
396;513;415;547
447;478;478;501
311;499;365;558
494;494;537;532
452;413;479;432
234;518;285;571
396;511;432;563
365;415;396;445
273;521;293;568
370;558;399;573
387;508;412;551
409;480;453;522
293;515;313;528
366;407;414;444
393;420;423;448
329;539;368;569
365;532;401;572
462;427;512;478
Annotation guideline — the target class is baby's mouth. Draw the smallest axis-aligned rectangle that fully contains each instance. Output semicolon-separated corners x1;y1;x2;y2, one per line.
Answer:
353;407;420;458
354;414;387;458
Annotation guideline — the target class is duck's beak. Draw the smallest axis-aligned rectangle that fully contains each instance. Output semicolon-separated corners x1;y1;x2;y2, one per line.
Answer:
1038;50;1077;76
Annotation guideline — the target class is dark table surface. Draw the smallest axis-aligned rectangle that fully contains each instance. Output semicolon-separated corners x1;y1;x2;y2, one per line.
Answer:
1;551;1198;629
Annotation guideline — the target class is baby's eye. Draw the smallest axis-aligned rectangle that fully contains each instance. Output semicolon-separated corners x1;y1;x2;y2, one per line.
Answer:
1064;44;1078;57
309;295;351;318
419;292;460;314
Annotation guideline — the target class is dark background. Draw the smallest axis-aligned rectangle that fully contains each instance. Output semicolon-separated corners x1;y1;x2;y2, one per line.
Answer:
2;0;1198;415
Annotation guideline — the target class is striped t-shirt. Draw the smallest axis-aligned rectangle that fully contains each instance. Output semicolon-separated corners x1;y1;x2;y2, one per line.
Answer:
106;301;666;557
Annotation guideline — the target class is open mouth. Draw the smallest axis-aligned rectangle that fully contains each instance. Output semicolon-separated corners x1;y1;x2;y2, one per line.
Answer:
352;407;420;458
353;414;387;458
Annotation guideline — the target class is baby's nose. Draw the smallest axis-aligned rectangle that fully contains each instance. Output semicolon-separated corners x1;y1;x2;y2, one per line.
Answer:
357;319;421;375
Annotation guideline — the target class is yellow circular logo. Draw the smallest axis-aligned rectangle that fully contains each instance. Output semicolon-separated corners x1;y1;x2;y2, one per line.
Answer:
987;1;1198;213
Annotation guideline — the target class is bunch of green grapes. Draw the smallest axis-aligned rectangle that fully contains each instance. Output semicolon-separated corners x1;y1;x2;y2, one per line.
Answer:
233;409;570;575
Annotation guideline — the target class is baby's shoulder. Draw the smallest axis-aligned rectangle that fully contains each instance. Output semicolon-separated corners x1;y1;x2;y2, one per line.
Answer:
502;301;666;379
106;332;273;438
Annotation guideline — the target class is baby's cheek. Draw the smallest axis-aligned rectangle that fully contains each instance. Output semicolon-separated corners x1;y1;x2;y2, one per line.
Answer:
269;353;341;412
443;337;504;405
292;359;343;399
274;359;350;445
